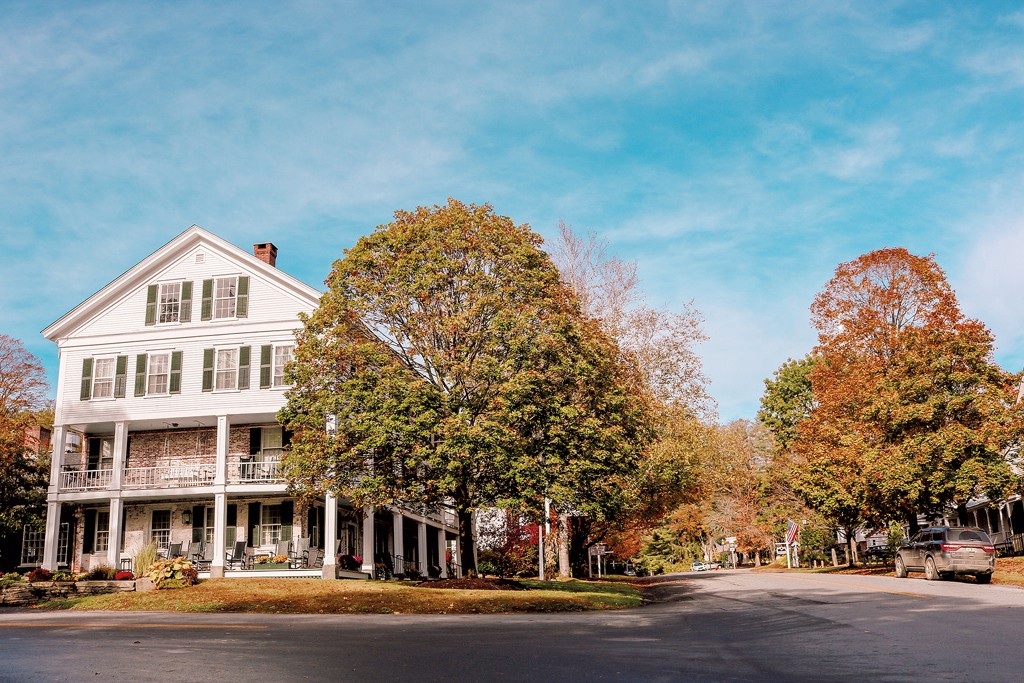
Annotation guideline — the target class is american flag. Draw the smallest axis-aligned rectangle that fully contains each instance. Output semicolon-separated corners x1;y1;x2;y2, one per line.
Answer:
786;519;799;545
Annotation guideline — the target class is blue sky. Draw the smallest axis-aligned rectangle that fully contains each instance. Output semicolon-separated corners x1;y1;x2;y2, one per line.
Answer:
3;1;1024;422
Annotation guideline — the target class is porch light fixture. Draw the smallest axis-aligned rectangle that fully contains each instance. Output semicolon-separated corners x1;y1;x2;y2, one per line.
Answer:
182;510;192;525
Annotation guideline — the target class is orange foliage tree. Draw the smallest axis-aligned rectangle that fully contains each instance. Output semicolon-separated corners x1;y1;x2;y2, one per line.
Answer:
792;248;1023;550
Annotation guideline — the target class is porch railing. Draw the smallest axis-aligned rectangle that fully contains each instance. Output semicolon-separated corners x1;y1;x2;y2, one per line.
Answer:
228;459;284;483
60;468;112;491
123;464;216;488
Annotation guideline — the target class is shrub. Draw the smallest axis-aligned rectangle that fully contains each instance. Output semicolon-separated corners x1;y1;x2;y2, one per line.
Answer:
114;570;134;580
145;558;198;589
86;565;117;581
1;572;26;589
52;569;76;582
134;542;159;576
27;568;52;583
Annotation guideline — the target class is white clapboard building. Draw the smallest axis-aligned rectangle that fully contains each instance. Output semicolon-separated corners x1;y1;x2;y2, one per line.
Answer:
38;226;457;579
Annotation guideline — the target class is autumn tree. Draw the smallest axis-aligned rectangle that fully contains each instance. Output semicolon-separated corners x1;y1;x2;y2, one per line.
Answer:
792;248;1023;551
549;223;713;576
0;335;50;544
280;200;655;574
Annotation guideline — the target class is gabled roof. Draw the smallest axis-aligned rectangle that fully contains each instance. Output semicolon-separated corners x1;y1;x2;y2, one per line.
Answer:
42;225;322;341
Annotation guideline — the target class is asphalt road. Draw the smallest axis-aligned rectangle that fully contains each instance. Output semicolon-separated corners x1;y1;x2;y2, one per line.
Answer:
2;569;1022;682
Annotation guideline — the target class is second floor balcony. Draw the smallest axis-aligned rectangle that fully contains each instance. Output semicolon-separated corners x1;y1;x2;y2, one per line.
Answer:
58;449;286;493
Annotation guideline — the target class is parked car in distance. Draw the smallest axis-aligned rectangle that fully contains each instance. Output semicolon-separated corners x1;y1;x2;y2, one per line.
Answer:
895;526;995;583
691;561;709;572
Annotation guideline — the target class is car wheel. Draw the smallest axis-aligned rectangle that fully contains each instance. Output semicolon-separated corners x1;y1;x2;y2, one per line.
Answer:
924;557;939;581
976;573;992;585
894;556;908;578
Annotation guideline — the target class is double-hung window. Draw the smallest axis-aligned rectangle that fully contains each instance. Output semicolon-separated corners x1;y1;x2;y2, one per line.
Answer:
261;504;283;545
92;358;116;399
151;510;171;549
273;345;293;387
158;283;181;323
147;353;170;395
95;510;110;553
215;349;238;390
214;277;238;319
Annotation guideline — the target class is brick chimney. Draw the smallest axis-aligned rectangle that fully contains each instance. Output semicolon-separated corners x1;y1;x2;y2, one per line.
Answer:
253;242;278;267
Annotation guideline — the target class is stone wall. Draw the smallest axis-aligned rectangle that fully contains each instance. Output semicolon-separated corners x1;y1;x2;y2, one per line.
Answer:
0;580;136;606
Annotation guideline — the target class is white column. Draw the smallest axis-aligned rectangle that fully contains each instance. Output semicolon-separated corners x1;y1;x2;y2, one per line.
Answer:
214;415;230;485
42;501;61;570
323;493;338;578
417;521;428;575
107;496;123;569
452;534;461;578
392;509;405;572
48;425;66;493
360;506;375;574
109;421;127;491
211;492;227;577
437;529;448;578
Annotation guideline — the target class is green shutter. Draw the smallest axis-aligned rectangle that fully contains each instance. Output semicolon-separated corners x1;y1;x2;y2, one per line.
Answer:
192;505;204;543
114;355;128;398
80;358;93;401
169;351;182;394
145;285;158;326
259;345;272;389
236;276;249;318
180;281;193;323
201;279;213;321
202;349;214;392
281;500;293;542
134;354;147;397
248;502;261;547
238;345;251;390
83;509;96;555
226;505;238;549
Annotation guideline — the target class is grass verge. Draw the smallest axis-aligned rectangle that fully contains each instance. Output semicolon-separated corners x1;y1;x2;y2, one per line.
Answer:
36;578;642;614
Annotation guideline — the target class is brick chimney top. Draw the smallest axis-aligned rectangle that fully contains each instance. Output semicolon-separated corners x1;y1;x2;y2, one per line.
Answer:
253;242;278;267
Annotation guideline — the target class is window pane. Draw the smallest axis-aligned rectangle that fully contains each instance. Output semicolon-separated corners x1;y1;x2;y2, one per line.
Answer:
273;345;293;387
215;349;238;390
158;283;181;323
93;358;115;398
148;353;169;394
261;504;282;545
214;277;237;318
95;511;110;553
151;510;171;548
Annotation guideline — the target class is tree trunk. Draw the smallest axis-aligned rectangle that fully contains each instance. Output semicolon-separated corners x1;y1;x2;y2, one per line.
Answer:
557;512;571;578
956;503;969;527
847;530;858;567
567;516;592;578
907;513;920;537
457;508;476;575
754;551;761;567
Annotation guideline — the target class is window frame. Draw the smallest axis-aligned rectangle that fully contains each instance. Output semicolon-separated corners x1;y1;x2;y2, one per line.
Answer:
272;344;293;388
157;281;182;324
213;276;238;320
215;348;239;391
150;510;171;549
91;356;117;400
146;352;171;396
260;504;283;545
95;510;110;554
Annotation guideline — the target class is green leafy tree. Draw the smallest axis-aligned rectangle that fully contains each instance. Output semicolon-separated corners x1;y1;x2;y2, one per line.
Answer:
280;200;655;574
757;355;817;455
